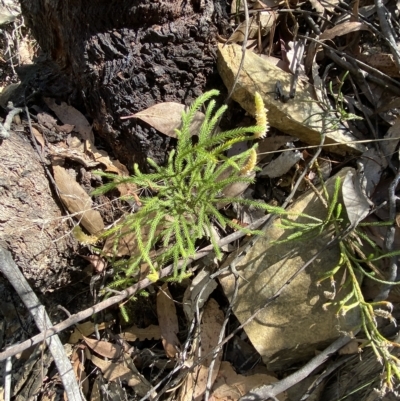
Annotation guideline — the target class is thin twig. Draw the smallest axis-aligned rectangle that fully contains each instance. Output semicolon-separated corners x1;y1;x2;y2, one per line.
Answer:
226;0;249;102
374;0;400;71
238;335;355;401
300;36;400;97
204;266;239;401
4;357;12;401
375;170;400;301
0;247;83;401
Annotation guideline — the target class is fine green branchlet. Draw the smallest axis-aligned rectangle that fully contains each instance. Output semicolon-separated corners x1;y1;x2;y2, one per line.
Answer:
271;162;400;391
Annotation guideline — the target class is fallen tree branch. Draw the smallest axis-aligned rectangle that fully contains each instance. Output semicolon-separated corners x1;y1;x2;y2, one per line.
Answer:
0;247;83;401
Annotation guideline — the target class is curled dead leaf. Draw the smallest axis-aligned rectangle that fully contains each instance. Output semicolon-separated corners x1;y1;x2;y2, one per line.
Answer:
120;324;161;342
127;102;205;138
89;354;153;397
52;165;104;234
44;97;94;143
69;321;114;344
157;283;181;358
320;22;370;40
83;336;122;359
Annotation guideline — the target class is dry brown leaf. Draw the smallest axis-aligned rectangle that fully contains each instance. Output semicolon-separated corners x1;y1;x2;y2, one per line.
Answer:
49;142;99;168
342;170;371;227
309;0;339;14
71;346;89;397
121;324;161;342
228;13;274;43
260;149;302;178
178;299;224;401
80;254;107;273
357;53;400;78
217;43;364;154
44;97;94;142
31;126;45;149
85;140;135;196
259;54;290;73
183;270;218;322
43;98;133;196
210;361;284;401
53;164;104;234
380;116;400;161
220;169;255;204
131;102;205;138
157;283;181;358
338;340;361;355
69;321;113;344
216;140;255;204
85;141;117;172
257;136;296;162
89;354;152;397
85;140;124;174
319;22;370;40
83;336;122;359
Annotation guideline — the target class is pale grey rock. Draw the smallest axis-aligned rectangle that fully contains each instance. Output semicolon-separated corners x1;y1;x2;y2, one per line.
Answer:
219;168;360;370
217;43;365;155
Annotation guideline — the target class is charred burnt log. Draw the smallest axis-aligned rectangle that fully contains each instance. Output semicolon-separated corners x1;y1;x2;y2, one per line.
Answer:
20;0;231;167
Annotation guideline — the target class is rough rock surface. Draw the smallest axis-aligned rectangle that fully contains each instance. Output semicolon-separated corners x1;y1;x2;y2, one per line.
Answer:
219;168;360;370
217;43;365;155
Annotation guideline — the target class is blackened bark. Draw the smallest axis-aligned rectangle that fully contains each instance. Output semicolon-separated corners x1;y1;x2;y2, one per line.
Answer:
20;0;230;167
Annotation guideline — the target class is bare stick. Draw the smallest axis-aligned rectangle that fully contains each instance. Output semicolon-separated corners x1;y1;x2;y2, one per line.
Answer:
300;36;400;96
4;357;12;401
374;0;400;71
375;170;400;300
226;0;249;102
0;247;83;401
238;335;354;401
0;102;22;139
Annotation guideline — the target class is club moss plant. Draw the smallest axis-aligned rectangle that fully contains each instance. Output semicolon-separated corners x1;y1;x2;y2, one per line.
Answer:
91;90;271;284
